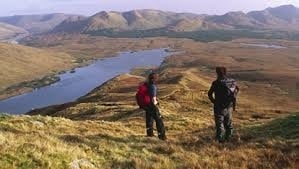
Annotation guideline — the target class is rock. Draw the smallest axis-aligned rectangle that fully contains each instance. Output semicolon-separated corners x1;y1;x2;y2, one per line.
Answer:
32;121;45;128
70;159;96;169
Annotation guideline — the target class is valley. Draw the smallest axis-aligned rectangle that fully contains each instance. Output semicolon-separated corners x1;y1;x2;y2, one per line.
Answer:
21;35;299;106
1;35;297;168
6;45;299;167
0;36;182;100
0;4;298;169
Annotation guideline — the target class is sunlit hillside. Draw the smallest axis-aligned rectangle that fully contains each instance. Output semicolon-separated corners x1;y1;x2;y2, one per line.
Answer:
0;42;73;98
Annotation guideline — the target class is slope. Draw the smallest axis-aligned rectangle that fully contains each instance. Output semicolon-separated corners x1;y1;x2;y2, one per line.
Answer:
0;42;72;92
0;22;27;41
0;14;81;34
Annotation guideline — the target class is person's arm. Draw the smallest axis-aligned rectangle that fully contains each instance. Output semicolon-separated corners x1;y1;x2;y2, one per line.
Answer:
152;96;158;105
149;84;158;105
208;82;215;104
233;84;239;111
235;85;240;95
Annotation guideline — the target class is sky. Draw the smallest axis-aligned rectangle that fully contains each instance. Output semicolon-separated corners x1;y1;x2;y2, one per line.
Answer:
0;0;299;16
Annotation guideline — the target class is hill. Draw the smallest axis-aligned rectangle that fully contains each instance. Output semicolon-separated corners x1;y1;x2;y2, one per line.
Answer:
51;9;222;33
0;42;73;97
20;35;299;107
0;112;296;168
0;35;185;100
0;22;27;41
0;14;82;34
248;5;299;30
24;37;299;168
0;35;298;168
52;5;299;35
207;11;263;29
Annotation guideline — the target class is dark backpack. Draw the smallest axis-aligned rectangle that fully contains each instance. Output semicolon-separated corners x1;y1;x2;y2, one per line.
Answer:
136;83;151;108
217;78;237;108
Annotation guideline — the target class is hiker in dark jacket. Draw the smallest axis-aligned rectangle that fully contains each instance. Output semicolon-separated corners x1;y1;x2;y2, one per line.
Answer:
143;73;166;140
208;67;239;143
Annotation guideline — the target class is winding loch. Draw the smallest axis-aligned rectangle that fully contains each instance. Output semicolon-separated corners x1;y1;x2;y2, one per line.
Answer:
0;49;171;114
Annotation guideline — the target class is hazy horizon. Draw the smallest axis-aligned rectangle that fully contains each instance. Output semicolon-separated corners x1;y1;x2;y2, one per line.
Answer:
0;0;299;17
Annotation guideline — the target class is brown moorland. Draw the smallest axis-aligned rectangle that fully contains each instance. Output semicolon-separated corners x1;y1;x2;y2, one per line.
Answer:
23;35;299;168
0;42;73;99
0;35;184;99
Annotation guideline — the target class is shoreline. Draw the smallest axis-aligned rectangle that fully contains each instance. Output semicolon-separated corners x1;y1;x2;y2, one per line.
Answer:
0;48;174;114
0;48;173;101
0;34;181;101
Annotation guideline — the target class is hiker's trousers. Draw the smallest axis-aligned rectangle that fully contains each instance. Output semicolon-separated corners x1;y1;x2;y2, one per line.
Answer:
214;105;233;141
143;105;166;139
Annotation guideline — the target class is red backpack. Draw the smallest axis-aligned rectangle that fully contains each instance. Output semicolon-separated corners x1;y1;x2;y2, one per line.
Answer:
136;83;151;108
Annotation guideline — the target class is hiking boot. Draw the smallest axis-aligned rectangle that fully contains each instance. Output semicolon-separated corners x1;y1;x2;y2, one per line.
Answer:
225;130;233;141
158;135;167;141
216;134;225;143
147;133;154;137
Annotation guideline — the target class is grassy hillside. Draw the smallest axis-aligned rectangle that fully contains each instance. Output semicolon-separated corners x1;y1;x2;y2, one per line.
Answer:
0;22;27;41
2;36;298;168
0;43;73;98
0;112;297;169
20;34;184;59
1;36;185;100
21;35;299;105
3;70;298;168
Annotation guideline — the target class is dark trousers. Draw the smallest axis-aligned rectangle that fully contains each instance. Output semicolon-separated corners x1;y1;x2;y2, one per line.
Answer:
214;105;233;142
143;105;166;139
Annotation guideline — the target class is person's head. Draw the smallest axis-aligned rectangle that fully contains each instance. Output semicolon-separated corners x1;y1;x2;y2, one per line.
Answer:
148;72;159;84
216;66;227;79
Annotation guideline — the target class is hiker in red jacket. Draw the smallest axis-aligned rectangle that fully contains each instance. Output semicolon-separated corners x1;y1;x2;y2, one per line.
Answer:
136;73;166;140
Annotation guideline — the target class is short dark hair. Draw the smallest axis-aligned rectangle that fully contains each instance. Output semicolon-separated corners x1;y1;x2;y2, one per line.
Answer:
148;72;158;83
216;67;227;77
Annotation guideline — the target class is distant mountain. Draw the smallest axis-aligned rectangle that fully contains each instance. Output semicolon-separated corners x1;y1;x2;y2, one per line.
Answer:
0;22;27;41
207;11;263;29
52;5;299;34
248;5;299;30
0;14;82;34
52;10;221;33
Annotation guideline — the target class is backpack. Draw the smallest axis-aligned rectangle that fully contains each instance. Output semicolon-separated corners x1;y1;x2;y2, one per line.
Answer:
217;78;238;108
136;83;151;108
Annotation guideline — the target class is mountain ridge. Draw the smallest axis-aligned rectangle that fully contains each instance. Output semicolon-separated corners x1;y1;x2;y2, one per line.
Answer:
51;5;299;33
0;22;27;41
0;13;83;34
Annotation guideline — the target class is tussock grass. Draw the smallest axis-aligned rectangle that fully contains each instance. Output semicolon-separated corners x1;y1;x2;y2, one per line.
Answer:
0;112;297;169
24;68;299;168
2;37;299;168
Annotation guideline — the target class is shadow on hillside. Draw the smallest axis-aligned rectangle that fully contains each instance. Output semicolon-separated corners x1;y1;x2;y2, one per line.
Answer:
0;114;23;134
174;112;299;151
63;108;143;121
27;102;78;116
174;125;239;150
0;124;23;134
99;109;143;121
242;112;299;141
59;133;161;151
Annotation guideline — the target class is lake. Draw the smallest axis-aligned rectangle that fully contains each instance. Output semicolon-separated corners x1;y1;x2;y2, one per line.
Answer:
0;49;171;114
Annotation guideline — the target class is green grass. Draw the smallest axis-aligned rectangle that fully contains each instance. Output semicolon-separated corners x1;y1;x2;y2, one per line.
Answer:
5;75;61;90
245;112;299;140
0;112;297;169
